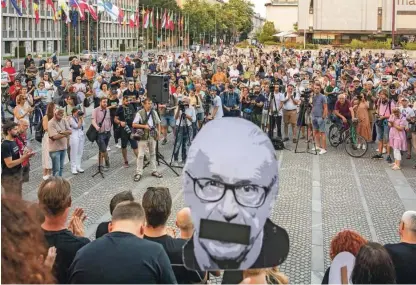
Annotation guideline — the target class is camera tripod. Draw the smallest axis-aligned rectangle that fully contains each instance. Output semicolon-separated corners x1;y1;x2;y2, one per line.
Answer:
154;104;180;176
169;111;192;169
92;151;105;178
294;101;318;155
267;92;282;140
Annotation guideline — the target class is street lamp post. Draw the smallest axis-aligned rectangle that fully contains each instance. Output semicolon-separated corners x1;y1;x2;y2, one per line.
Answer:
392;0;396;49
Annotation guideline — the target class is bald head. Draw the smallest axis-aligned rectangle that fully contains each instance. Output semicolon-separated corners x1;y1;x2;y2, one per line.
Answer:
176;207;193;235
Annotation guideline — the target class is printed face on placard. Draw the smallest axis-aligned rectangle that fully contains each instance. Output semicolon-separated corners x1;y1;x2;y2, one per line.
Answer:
183;118;284;271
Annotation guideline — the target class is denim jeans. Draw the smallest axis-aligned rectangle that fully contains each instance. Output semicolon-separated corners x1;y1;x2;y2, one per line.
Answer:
173;126;190;161
50;150;66;177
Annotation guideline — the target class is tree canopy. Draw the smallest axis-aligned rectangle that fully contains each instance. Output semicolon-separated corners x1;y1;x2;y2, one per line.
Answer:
140;0;180;11
182;0;254;42
257;21;277;43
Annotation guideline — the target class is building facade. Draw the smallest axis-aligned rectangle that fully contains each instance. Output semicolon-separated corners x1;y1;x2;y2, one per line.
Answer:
2;2;61;56
298;0;416;44
249;13;266;38
265;0;298;33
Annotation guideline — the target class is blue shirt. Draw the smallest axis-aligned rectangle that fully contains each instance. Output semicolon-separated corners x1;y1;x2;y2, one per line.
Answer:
220;91;240;108
312;94;327;117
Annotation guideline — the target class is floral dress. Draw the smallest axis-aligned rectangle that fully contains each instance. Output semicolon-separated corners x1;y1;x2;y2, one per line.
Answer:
389;115;407;151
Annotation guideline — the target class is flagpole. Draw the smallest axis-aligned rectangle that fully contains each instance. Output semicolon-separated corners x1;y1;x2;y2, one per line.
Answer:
87;12;90;51
17;6;20;70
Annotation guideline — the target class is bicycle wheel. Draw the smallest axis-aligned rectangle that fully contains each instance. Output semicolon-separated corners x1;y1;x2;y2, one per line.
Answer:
328;124;342;147
345;134;368;158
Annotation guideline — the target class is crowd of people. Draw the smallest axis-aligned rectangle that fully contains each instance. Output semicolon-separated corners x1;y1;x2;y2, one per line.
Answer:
1;177;415;284
1;44;416;283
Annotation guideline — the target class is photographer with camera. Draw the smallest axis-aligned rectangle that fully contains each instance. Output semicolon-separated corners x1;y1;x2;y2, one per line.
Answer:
279;82;300;143
92;98;112;171
115;96;139;168
69;106;85;175
132;98;162;182
172;97;196;166
207;87;223;120
372;90;395;163
249;85;266;128
220;84;240;118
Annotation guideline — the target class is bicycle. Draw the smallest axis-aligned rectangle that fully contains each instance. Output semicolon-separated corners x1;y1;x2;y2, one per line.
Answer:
328;118;368;158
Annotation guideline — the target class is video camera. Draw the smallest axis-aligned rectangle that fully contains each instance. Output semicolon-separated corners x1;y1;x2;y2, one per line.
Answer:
300;87;312;103
178;100;189;112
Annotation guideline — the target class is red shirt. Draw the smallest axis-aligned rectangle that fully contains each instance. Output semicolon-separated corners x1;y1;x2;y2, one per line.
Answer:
2;66;16;82
335;99;352;119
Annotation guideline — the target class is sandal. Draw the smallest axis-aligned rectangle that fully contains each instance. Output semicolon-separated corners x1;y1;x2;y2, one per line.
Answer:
392;165;401;171
406;154;411;159
152;171;163;178
134;174;141;182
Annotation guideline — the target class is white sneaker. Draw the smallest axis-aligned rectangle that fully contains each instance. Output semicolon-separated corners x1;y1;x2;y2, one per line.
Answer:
362;144;366;150
77;168;85;173
115;143;121;149
107;146;111;151
357;144;361;149
42;175;50;180
319;149;327;155
382;147;387;154
71;170;78;175
311;146;321;151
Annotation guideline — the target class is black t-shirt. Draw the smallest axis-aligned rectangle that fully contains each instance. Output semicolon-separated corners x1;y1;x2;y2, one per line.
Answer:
385;242;416;284
71;64;82;77
125;64;135;78
68;232;177;284
253;93;266;114
115;104;136;127
43;229;90;284
144;235;205;284
95;221;110;239
110;75;123;89
123;89;139;103
108;98;119;117
1;140;22;176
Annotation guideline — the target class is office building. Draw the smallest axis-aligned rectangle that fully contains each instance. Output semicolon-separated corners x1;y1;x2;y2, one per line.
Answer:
1;2;61;57
265;0;298;33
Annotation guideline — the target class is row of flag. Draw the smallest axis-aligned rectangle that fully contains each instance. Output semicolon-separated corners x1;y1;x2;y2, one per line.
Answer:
3;0;186;31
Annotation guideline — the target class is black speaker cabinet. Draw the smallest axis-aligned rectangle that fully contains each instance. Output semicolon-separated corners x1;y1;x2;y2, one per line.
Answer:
147;74;170;104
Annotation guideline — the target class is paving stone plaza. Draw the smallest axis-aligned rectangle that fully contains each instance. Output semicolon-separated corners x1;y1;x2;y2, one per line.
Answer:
21;114;416;284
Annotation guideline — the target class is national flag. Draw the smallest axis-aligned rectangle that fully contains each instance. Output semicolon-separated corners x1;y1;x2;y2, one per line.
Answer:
70;0;85;20
57;0;71;23
118;8;124;24
96;0;104;12
100;0;119;21
143;9;149;28
71;9;78;28
134;7;139;27
10;0;22;16
46;0;57;20
129;12;135;27
86;2;98;21
161;9;166;29
156;9;159;30
149;9;153;28
1;0;6;8
21;0;26;9
33;0;39;22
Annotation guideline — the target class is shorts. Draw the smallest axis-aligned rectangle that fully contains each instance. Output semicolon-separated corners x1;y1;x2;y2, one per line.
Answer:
283;110;297;126
376;121;389;142
196;112;204;121
261;110;269;125
161;115;175;128
312;117;326;132
120;128;138;149
96;132;111;153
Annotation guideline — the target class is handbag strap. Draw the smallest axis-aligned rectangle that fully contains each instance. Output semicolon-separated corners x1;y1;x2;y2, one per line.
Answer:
97;109;107;131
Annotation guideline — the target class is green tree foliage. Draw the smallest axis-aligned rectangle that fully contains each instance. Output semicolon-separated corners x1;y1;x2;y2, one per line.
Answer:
183;0;254;40
258;21;277;43
140;0;180;11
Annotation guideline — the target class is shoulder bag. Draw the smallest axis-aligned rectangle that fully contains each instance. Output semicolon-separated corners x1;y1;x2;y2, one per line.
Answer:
131;110;153;141
86;109;107;142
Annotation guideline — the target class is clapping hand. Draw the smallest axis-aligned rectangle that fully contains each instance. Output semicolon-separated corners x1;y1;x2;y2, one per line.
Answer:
68;208;87;237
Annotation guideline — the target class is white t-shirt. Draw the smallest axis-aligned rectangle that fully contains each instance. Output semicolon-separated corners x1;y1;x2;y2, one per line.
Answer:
279;92;300;111
175;106;196;126
212;96;223;119
400;106;415;121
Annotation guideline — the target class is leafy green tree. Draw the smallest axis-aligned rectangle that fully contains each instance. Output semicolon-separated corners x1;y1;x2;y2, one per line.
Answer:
258;21;277;43
140;0;180;11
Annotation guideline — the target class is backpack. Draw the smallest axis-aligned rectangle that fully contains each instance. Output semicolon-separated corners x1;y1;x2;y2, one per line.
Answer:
35;120;44;143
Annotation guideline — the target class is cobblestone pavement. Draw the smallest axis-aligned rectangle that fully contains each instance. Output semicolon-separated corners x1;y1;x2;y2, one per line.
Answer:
22;121;416;284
